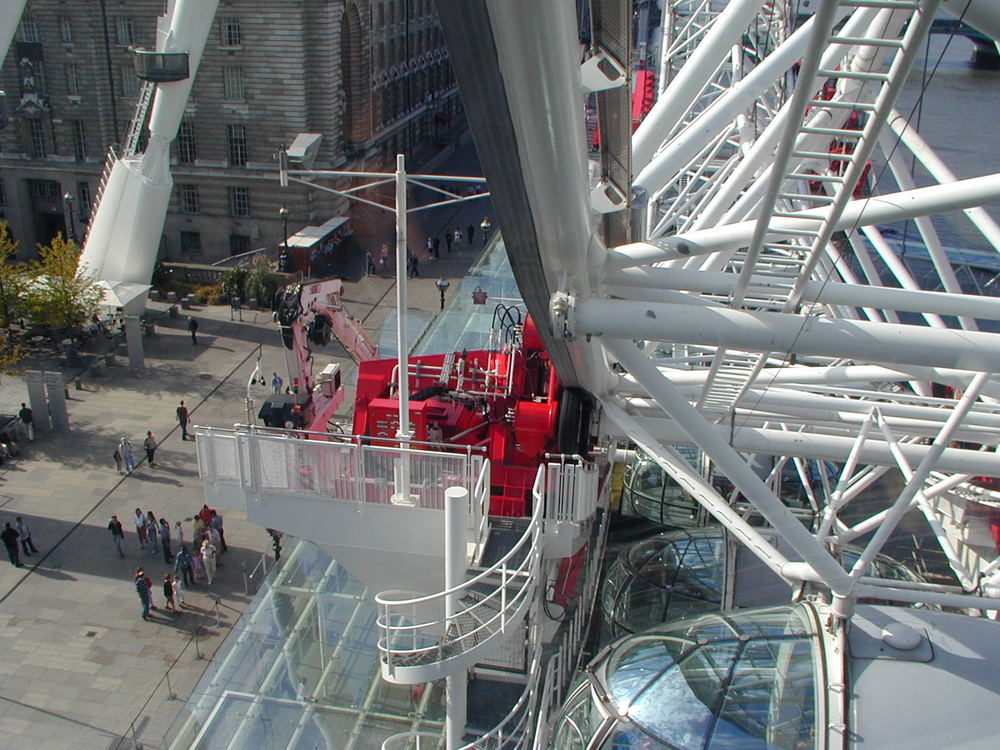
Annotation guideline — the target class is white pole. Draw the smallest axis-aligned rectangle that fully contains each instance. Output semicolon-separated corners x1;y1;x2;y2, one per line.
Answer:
444;486;468;749
394;153;412;502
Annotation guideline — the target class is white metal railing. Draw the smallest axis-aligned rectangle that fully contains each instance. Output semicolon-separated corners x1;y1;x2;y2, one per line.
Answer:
381;733;445;750
544;456;599;524
196;425;483;512
472;458;491;553
375;466;545;677
534;463;613;746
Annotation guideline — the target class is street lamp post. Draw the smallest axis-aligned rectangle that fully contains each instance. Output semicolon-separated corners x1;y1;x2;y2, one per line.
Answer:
278;205;290;272
479;217;491;246
63;192;77;243
435;278;450;311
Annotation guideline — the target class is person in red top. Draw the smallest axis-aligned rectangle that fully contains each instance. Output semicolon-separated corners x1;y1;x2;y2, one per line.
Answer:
198;504;215;527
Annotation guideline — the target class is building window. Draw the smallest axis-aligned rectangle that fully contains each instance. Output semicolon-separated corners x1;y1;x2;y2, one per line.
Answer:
120;65;138;97
29;120;46;158
31;61;48;96
16;18;40;43
177;122;196;163
220;17;241;47
77;181;91;221
230;186;250;217
65;64;81;96
223;66;244;101
227;124;247;166
180;231;202;253
180;184;200;214
60;17;73;44
116;18;135;46
230;234;252;255
72;121;87;160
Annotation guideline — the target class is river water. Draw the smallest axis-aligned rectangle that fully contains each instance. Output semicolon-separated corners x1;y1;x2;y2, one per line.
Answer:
887;33;1000;254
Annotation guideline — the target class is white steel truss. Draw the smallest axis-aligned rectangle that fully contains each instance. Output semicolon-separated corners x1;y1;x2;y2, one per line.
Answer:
475;0;1000;618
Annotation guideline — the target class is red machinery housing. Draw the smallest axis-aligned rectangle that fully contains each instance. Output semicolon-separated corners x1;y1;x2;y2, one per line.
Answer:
351;311;591;516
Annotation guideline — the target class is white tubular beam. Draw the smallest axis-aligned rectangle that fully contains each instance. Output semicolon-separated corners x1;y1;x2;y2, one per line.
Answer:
613;364;928;396
605;339;855;595
633;0;768;172
0;0;27;62
886;109;1000;251
605;266;1000;321
638;22;811;199
601;401;793;578
817;415;876;543
622;416;1000;474
607;173;1000;269
846;583;1000;611
847;374;990;585
574;298;1000;372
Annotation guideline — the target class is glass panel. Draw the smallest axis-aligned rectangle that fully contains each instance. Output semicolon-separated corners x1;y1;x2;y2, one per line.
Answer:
628;642;741;750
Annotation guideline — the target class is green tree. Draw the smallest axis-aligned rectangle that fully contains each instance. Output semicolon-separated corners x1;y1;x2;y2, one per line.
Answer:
24;233;103;331
244;256;282;309
0;222;29;328
219;265;249;303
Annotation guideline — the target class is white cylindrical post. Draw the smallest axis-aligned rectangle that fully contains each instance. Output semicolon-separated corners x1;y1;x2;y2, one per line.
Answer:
444;485;468;749
394;153;411;502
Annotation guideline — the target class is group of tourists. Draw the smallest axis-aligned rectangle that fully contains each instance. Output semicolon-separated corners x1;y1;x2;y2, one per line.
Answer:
121;504;228;618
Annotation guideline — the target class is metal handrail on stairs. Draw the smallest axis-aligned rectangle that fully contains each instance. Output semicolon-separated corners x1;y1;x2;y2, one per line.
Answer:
375;466;545;679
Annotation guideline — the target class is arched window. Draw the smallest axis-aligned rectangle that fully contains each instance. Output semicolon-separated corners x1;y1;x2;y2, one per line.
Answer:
340;4;370;145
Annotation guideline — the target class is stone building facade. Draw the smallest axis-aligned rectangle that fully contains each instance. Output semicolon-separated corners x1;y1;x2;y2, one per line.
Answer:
0;0;461;262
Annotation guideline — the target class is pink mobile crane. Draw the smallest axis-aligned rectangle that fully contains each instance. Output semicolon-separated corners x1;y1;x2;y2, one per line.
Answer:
259;278;378;433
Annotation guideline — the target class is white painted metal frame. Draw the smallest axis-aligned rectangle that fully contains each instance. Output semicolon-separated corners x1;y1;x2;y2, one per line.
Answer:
482;0;1000;615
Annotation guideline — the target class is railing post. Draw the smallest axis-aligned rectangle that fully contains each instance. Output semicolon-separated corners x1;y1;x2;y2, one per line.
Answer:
444;485;468;749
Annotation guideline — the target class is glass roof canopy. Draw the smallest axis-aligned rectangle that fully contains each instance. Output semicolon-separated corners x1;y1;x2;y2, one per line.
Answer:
165;538;447;749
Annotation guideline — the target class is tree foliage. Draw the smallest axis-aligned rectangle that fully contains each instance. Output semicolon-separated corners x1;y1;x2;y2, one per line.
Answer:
219;257;283;308
0;222;29;328
23;233;103;331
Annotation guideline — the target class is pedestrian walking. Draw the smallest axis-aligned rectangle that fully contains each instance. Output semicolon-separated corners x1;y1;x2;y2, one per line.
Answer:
174;519;185;549
113;448;124;474
365;249;375;275
134;568;151;620
379;243;390;273
407;248;420;278
134;508;147;549
176;400;190;441
271;372;283;394
175;545;195;587
172;573;186;608
201;539;218;585
163;573;177;612
432;236;441;259
108;515;125;558
143;431;158;467
15;517;37;556
1;522;21;567
467;223;476;246
188;316;199;345
445;231;453;253
119;437;136;473
210;510;228;553
426;236;435;261
146;511;159;555
453;227;462;249
18;403;33;441
159;518;172;563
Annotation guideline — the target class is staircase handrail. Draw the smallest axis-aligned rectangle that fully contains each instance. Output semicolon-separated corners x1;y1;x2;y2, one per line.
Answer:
381;733;444;750
375;465;545;672
472;458;491;551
